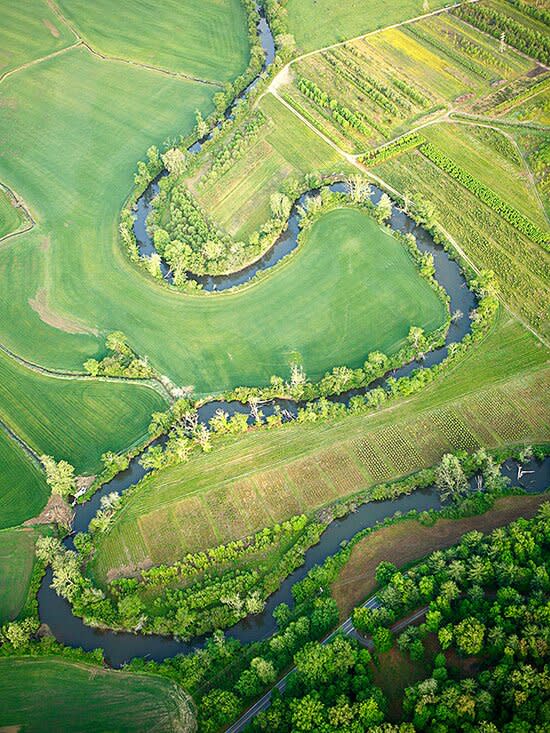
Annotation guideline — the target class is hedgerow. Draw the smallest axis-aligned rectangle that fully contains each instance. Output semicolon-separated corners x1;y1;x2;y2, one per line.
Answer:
361;132;426;166
419;142;550;250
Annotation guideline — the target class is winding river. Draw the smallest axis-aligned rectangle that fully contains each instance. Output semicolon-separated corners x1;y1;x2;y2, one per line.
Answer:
34;5;549;669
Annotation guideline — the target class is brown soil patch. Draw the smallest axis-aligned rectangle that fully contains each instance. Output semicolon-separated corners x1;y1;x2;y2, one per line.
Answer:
75;475;96;493
40;236;50;252
0;98;17;110
106;558;154;583
28;287;98;336
332;494;548;617
24;493;74;529
42;19;60;38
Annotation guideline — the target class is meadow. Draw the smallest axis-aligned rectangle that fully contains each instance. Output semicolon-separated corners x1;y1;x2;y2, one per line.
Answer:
286;0;452;53
0;429;49;529
57;0;249;83
91;312;549;579
0;348;167;474
0;527;44;622
0;658;195;732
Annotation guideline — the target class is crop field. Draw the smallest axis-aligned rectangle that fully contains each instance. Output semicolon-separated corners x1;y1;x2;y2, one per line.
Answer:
0;658;195;732
57;0;249;83
331;492;550;617
0;0;76;76
286;0;452;53
420;122;548;227
0;429;49;529
192;93;353;238
91;313;549;579
0;187;24;238
281;10;534;152
375;150;550;337
0;349;167;474
0;527;43;622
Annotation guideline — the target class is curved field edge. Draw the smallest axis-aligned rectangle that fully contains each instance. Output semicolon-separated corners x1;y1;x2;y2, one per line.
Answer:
0;429;49;529
91;312;550;578
0;347;167;475
56;0;250;83
0;657;196;733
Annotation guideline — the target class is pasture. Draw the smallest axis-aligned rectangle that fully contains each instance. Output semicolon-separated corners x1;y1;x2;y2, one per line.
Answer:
91;313;549;579
0;349;167;474
0;429;49;529
57;0;249;83
0;527;44;622
286;0;452;53
0;658;195;732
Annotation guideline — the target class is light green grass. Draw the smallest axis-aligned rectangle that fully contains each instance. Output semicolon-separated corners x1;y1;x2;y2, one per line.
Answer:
422;121;548;227
286;0;452;53
0;0;76;76
0;527;43;622
0;658;195;732
57;0;249;83
196;92;355;238
0;349;167;474
0;54;444;397
92;313;549;577
0;429;49;529
0;188;23;238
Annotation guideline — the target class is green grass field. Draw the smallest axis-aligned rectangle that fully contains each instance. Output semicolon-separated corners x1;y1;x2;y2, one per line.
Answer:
57;0;249;83
91;312;549;579
194;93;354;238
0;188;24;238
0;429;49;529
286;0;452;53
0;0;76;77
0;527;44;622
0;349;167;475
0;658;195;732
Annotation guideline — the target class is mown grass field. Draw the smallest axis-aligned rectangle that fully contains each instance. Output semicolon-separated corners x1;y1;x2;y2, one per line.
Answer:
0;348;167;474
57;0;249;83
91;312;549;579
331;493;550;617
0;429;49;529
0;658;195;732
0;0;76;76
286;0;452;53
194;93;354;238
0;188;23;238
0;527;44;622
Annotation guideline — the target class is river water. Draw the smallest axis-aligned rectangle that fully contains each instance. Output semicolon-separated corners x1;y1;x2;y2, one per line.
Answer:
35;4;549;668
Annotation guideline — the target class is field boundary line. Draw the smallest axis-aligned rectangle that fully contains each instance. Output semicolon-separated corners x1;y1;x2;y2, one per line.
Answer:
0;182;36;243
262;0;481;103
44;0;222;87
0;416;41;465
0;42;82;85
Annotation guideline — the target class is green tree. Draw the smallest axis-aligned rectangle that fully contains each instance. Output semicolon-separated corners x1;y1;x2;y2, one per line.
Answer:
41;455;76;498
454;617;485;656
435;453;469;502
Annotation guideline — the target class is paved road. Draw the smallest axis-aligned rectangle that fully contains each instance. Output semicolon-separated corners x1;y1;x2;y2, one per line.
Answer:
225;595;381;733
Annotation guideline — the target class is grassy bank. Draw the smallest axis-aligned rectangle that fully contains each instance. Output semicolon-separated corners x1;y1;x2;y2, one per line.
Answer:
0;429;49;529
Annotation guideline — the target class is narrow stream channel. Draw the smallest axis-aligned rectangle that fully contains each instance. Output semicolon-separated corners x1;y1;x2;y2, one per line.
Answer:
35;4;549;669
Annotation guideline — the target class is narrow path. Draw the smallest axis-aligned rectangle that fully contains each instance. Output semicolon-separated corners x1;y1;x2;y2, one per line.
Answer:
263;0;482;102
0;42;82;85
44;0;221;87
0;416;41;465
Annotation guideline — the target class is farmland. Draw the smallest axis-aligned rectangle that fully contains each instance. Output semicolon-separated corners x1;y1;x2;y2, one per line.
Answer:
0;527;44;622
0;0;548;729
0;348;167;474
57;0;250;82
0;658;195;732
91;311;549;578
0;429;49;529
